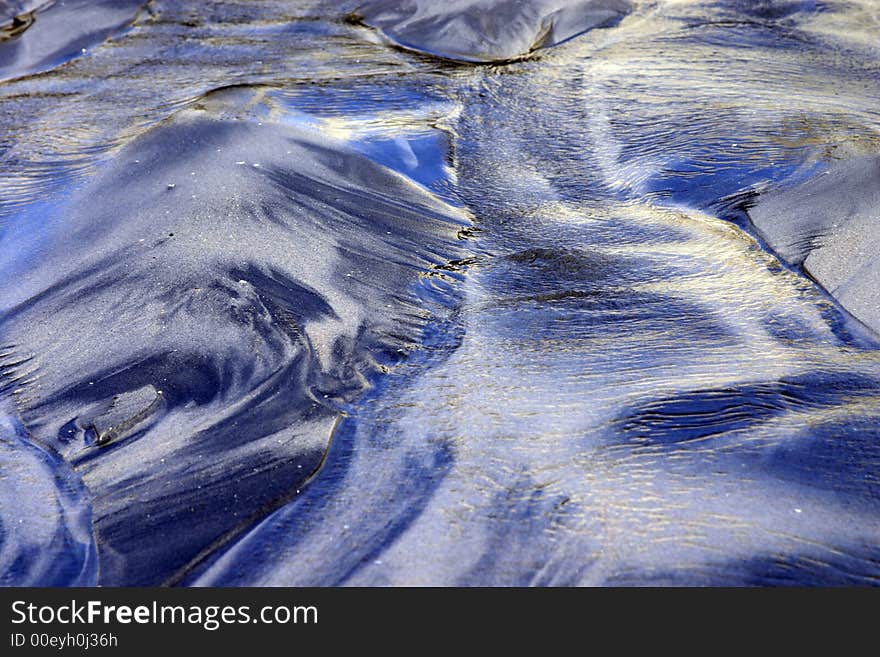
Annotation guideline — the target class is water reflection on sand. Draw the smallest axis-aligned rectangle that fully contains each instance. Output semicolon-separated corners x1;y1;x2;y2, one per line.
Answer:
1;0;879;585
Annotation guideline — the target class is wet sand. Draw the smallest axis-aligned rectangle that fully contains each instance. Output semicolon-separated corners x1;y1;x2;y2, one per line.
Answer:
2;0;879;586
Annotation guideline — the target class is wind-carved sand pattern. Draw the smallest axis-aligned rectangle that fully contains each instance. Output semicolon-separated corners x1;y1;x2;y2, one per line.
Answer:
0;0;147;81
1;0;879;585
348;0;632;63
1;88;469;585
